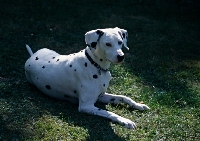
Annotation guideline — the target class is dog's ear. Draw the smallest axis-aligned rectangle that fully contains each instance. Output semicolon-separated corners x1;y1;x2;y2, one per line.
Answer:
115;27;129;50
85;29;104;48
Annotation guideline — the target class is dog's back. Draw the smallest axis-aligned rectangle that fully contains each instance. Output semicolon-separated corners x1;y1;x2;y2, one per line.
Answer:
24;46;106;100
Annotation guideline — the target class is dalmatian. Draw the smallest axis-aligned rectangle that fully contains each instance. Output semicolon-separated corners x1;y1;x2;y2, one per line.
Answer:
25;27;150;129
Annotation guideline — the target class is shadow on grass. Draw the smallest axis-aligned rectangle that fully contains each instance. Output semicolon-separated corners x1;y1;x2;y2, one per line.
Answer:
0;83;126;140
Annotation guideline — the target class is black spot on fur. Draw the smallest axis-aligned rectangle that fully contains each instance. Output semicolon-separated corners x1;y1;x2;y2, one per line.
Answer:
96;30;101;34
103;84;105;87
118;31;123;39
74;69;76;71
122;33;125;38
118;41;122;45
100;59;103;62
74;90;77;93
73;53;76;55
48;61;50;63
110;98;115;102
96;30;104;42
52;57;55;59
42;66;45;68
29;65;30;66
70;65;72;67
45;85;51;90
91;42;97;48
96;30;104;35
98;108;101;111
93;74;98;79
85;62;87;67
56;59;59;62
37;78;38;79
35;57;39;60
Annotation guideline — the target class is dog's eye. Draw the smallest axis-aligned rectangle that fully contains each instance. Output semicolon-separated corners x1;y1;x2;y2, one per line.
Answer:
106;43;112;47
118;41;122;45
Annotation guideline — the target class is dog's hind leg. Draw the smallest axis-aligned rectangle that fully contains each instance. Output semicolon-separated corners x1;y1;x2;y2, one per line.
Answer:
78;104;136;129
97;93;150;110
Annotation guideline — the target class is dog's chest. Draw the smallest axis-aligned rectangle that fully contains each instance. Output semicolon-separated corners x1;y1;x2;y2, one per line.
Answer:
85;71;111;100
96;71;111;91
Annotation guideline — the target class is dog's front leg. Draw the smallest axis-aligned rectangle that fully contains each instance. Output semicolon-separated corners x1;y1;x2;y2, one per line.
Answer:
98;93;150;110
78;103;137;129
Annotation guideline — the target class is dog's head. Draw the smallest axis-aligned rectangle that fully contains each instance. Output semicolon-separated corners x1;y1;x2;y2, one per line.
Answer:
85;27;129;63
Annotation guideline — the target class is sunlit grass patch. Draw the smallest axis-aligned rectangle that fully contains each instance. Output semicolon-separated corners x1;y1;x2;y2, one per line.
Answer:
33;114;89;141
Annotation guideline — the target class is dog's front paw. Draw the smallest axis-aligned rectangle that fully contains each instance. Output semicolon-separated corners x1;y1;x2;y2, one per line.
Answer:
118;117;137;129
133;103;150;111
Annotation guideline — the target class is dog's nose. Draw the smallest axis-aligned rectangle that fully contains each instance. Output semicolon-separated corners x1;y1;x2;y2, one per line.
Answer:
117;55;125;62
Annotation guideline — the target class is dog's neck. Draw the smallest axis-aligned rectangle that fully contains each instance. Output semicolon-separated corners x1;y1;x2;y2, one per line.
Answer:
85;47;111;71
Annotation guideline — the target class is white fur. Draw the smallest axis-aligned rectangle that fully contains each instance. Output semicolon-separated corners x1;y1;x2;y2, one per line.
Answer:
25;27;149;129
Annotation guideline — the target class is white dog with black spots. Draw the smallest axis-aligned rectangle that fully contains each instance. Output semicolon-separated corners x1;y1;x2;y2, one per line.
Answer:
25;27;150;129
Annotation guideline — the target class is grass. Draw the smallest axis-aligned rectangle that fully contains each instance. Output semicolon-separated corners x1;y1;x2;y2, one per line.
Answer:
0;0;200;140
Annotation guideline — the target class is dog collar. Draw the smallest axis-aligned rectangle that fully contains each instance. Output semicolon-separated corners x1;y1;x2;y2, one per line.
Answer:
85;50;109;75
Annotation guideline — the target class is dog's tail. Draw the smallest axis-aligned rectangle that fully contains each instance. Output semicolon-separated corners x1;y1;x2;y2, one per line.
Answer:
26;44;33;56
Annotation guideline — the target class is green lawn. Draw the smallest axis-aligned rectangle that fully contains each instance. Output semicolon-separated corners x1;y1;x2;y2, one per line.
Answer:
0;0;200;140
